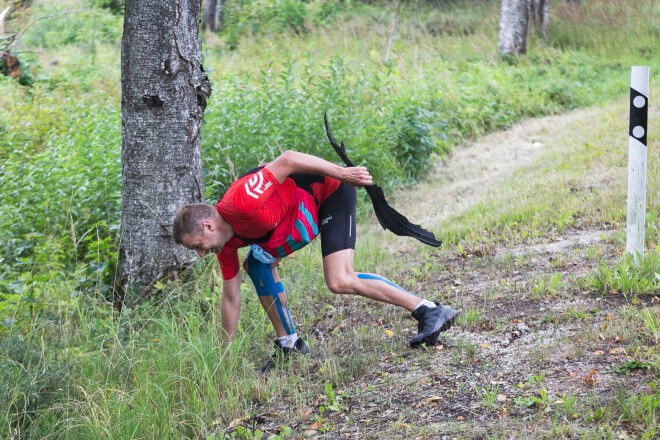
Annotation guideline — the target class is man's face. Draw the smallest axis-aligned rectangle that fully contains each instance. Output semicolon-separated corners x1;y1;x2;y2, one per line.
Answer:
181;228;225;257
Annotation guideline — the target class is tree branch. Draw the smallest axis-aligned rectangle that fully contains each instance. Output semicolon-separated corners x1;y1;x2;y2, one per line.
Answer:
362;1;396;55
384;0;401;62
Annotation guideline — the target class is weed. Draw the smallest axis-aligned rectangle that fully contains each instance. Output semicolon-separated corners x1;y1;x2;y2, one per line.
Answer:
474;382;500;409
458;308;482;330
643;307;660;344
531;272;565;298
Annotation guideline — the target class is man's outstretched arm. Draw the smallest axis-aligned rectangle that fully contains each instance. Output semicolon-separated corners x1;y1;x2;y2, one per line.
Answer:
266;150;372;187
220;274;241;342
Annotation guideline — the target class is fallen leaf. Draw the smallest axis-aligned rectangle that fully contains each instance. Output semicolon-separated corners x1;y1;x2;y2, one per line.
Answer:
609;348;624;354
496;394;507;402
482;344;490;349
435;344;444;351
568;371;577;378
582;369;600;386
310;422;322;429
594;350;605;356
513;319;520;323
229;417;247;429
384;329;394;337
303;409;312;418
456;416;464;421
304;430;317;436
427;396;442;404
518;382;525;389
497;411;508;419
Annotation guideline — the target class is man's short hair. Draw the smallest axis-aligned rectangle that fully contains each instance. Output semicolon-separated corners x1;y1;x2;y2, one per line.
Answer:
173;203;216;245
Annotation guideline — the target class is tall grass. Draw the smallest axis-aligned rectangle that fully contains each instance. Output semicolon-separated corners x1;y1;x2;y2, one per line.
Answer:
1;0;660;437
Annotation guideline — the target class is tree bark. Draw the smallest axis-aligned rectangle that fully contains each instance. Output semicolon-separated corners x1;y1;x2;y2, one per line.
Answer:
214;0;223;31
202;0;218;31
528;0;549;37
117;0;211;308
497;0;529;56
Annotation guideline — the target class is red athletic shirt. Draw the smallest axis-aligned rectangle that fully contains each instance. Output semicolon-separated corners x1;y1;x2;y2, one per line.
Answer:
215;167;340;279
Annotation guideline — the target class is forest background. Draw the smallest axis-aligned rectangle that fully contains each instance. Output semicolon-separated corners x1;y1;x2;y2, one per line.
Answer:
1;0;660;438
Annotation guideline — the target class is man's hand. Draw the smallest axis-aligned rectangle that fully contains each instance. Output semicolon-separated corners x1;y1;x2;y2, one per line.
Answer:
340;165;373;187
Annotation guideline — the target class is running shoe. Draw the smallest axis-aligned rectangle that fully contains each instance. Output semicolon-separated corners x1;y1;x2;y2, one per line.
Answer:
259;337;310;373
409;302;457;348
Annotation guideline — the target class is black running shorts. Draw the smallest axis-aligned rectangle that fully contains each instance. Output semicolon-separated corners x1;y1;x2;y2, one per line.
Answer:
319;182;357;257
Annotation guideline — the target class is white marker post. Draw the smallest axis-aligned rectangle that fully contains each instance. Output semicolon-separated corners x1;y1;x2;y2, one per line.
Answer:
626;66;649;265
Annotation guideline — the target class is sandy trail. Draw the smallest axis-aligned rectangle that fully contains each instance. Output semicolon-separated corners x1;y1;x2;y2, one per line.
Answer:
394;107;604;228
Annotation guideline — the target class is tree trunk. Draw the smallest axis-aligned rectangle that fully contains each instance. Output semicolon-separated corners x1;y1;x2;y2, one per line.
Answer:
117;0;212;308
497;0;529;56
528;0;549;37
202;0;217;31
214;0;223;31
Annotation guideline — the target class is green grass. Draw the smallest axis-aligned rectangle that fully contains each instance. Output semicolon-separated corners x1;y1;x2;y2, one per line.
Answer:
2;0;660;438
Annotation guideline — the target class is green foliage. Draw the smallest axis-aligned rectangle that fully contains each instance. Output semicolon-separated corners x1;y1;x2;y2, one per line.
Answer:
581;252;660;297
0;334;70;435
549;0;658;58
1;0;660;437
220;0;361;48
88;0;125;15
20;3;122;49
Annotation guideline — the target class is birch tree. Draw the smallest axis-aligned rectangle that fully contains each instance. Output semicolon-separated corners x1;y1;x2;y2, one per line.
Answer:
528;0;549;37
203;0;223;32
116;0;212;307
497;0;529;56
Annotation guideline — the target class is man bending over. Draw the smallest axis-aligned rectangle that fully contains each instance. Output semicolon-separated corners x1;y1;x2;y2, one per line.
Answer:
173;150;457;371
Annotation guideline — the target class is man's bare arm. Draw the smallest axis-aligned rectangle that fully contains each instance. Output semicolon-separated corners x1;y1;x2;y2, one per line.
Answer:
220;274;241;342
266;150;373;187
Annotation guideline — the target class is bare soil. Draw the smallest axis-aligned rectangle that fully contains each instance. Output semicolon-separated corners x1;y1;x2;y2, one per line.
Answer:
226;107;658;439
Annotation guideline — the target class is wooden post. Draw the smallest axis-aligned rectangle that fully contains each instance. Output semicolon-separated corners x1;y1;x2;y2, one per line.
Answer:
626;66;649;265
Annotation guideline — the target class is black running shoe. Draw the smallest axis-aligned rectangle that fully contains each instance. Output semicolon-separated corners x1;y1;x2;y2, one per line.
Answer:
259;337;310;373
409;303;457;348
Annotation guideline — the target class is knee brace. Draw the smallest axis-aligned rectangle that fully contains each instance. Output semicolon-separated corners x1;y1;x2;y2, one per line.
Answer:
246;252;295;335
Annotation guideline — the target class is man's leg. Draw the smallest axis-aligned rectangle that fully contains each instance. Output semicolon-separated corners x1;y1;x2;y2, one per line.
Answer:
244;251;309;371
322;249;457;347
322;249;420;309
244;252;295;338
318;181;457;347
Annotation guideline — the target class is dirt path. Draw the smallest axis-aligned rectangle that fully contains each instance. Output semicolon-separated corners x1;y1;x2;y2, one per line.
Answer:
239;104;658;439
309;104;654;438
375;106;605;231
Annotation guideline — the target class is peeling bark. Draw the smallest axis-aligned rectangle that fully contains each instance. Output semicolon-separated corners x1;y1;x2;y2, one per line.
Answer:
117;0;212;308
